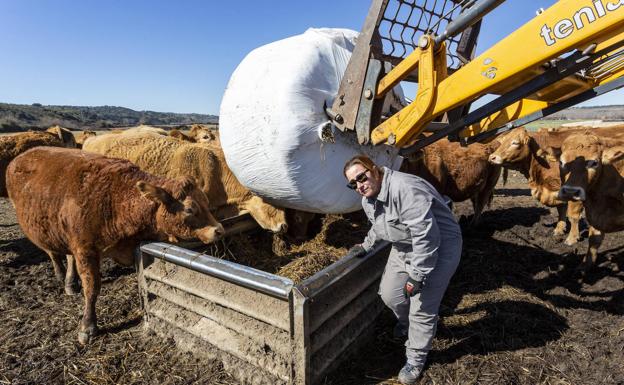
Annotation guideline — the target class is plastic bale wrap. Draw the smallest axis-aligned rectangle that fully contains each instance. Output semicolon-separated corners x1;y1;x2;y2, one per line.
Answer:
220;28;403;214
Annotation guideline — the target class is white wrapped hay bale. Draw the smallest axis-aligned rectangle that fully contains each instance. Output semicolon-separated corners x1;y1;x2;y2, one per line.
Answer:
220;28;402;214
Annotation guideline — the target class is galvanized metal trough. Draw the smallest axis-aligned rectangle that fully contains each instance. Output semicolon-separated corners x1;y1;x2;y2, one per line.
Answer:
137;238;391;385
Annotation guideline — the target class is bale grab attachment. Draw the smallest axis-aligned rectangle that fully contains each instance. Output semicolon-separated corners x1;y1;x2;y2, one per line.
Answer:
327;0;624;152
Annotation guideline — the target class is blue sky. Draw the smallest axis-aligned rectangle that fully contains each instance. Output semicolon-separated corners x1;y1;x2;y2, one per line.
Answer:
1;1;621;115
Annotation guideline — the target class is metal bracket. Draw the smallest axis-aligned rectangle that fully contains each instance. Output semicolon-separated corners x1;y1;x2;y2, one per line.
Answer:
399;38;624;155
371;35;444;146
463;74;624;145
330;0;388;132
355;59;383;145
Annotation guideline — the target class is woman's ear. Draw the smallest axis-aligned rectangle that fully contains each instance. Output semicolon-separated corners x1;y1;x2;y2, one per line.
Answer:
373;165;383;179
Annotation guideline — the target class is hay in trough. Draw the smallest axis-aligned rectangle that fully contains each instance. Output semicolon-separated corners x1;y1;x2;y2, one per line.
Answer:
195;211;372;283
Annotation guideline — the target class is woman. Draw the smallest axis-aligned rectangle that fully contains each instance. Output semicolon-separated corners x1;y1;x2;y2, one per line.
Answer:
344;155;462;384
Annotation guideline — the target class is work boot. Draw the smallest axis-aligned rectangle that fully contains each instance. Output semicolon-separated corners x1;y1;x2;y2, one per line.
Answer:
393;322;408;340
398;363;422;384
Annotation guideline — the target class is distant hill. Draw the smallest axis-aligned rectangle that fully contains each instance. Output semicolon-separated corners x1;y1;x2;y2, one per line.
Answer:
0;103;218;132
2;102;622;133
545;104;624;120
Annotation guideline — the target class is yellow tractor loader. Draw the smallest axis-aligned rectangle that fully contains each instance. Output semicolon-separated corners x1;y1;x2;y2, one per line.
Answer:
136;2;624;384
327;0;624;153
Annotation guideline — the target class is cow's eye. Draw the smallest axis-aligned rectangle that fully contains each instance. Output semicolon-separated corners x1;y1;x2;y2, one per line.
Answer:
586;159;599;169
510;140;520;148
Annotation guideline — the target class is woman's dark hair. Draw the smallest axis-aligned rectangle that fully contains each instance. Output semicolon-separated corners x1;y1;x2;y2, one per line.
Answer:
343;155;382;179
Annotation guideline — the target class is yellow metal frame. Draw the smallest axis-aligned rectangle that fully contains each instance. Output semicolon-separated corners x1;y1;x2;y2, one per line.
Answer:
370;0;624;147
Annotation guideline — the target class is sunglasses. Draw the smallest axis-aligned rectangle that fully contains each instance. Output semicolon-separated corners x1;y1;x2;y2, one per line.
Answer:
347;171;369;190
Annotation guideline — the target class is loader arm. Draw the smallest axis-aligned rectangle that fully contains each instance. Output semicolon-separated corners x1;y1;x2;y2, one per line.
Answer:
328;0;624;152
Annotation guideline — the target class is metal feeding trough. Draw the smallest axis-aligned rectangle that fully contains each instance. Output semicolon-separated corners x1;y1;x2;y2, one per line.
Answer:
136;230;390;385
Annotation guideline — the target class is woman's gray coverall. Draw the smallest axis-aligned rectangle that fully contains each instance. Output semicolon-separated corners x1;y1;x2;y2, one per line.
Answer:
361;167;462;368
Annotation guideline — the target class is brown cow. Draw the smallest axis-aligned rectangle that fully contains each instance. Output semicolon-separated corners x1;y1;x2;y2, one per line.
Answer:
6;147;224;344
400;138;501;226
83;134;287;233
488;127;588;245
285;209;317;242
0;130;76;197
557;133;624;272
46;125;77;147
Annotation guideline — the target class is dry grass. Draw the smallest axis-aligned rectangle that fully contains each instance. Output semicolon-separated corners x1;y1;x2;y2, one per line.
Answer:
2;182;624;384
193;212;370;284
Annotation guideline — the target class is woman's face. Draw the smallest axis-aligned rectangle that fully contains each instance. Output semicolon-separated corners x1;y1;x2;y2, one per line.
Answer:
345;164;382;199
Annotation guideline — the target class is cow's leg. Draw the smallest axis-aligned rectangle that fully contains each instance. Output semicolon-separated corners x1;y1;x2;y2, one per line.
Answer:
468;194;482;227
46;251;66;284
74;250;101;345
470;167;501;227
103;242;136;267
583;226;604;275
64;254;80;295
564;201;583;246
554;204;567;236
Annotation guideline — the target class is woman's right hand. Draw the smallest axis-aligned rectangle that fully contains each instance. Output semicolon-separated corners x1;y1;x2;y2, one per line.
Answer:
345;244;366;258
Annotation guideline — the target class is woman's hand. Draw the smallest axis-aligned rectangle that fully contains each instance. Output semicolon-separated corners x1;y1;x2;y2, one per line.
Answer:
345;244;366;258
403;277;423;298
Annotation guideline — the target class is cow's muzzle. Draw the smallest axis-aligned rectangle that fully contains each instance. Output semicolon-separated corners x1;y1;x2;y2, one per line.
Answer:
489;154;503;165
196;223;225;243
275;222;288;234
558;185;586;201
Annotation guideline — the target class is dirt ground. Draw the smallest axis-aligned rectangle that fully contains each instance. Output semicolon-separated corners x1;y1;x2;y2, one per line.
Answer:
1;172;623;385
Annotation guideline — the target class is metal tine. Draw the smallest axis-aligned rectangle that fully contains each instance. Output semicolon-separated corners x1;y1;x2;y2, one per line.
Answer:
379;0;468;69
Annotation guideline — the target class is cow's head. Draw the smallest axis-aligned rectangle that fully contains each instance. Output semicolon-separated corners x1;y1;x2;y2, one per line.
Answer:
285;209;316;242
557;134;603;202
190;125;218;144
488;128;532;166
75;130;97;149
243;195;288;233
137;177;224;243
169;129;195;142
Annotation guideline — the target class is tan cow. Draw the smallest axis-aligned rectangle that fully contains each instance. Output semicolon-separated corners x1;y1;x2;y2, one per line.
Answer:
169;128;194;142
111;125;169;136
488;127;588;245
74;130;97;148
168;126;219;145
0;129;76;197
189;124;219;145
557;133;624;272
83;134;287;233
400;138;501;226
6;147;224;344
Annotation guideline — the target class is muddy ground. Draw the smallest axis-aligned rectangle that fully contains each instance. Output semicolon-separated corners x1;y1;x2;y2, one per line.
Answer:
1;172;623;385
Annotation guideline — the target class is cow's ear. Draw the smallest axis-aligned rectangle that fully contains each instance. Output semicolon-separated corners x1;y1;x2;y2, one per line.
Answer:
536;146;559;162
169;129;182;139
47;126;76;147
602;147;624;165
136;181;173;205
179;177;196;195
523;133;531;144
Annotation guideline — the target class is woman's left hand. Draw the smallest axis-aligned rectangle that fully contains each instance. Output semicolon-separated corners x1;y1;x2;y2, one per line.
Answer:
403;277;423;298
